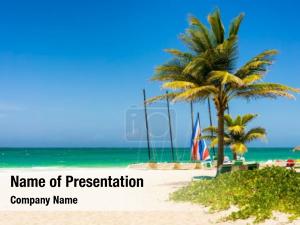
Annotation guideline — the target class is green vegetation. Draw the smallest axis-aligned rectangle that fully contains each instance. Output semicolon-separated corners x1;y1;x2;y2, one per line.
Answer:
170;167;300;223
202;114;266;159
148;9;299;167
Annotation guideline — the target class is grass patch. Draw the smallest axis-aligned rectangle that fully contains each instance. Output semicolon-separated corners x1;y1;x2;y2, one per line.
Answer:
170;166;300;223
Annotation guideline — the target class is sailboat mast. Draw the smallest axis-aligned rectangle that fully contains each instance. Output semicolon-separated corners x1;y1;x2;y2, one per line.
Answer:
197;112;200;128
190;101;194;133
166;91;175;162
143;89;151;161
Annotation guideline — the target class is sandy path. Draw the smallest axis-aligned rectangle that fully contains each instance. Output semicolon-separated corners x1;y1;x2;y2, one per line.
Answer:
1;211;299;225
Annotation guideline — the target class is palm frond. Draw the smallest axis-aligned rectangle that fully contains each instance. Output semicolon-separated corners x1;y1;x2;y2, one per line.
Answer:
213;36;238;72
241;114;258;125
153;64;184;81
172;86;217;102
146;92;179;104
235;115;242;125
236;83;300;100
188;15;213;49
210;137;218;147
208;9;224;44
185;29;210;53
164;49;194;60
230;143;247;154
224;114;234;126
210;137;231;147
235;50;278;78
237;90;296;100
242;74;263;85
209;71;243;85
202;126;218;134
183;36;238;77
180;32;202;53
243;83;299;92
243;127;266;142
152;57;193;82
200;135;217;141
229;13;245;37
162;81;197;90
228;125;244;134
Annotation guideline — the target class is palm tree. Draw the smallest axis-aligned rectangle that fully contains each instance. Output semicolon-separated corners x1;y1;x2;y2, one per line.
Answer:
149;10;243;160
202;114;266;160
149;9;299;167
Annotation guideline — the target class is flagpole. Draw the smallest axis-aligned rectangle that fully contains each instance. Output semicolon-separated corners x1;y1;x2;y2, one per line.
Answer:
207;98;215;156
166;91;175;162
190;112;200;162
191;112;202;162
197;112;201;161
190;101;194;133
189;101;194;161
197;112;211;162
143;89;151;161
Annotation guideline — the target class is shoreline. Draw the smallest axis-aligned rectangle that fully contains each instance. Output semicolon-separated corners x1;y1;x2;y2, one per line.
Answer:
0;147;297;169
0;158;295;170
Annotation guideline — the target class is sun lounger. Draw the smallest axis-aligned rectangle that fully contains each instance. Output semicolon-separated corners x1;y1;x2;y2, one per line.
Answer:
192;162;260;181
233;160;244;166
192;164;232;180
247;163;259;170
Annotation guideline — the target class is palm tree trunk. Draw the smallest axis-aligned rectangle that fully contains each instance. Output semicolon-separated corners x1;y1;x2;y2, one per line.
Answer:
217;108;225;167
233;152;237;160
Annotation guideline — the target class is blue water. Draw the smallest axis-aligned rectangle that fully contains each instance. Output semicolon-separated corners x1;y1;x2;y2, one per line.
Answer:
0;147;298;168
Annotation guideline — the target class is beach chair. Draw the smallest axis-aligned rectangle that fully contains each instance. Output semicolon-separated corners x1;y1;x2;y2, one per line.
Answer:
232;160;244;171
247;163;259;170
233;160;244;166
192;162;261;181
201;160;213;169
192;164;232;180
219;164;232;173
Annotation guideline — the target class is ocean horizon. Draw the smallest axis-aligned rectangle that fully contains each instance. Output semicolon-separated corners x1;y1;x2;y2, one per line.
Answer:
0;147;298;168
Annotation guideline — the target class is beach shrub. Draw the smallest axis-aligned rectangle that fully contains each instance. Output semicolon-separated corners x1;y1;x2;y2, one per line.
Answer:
170;166;300;223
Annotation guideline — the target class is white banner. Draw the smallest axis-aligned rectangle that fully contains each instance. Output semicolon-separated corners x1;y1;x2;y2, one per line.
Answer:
0;168;199;211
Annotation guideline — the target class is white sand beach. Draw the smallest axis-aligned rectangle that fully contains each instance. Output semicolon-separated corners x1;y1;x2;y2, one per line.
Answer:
0;167;299;225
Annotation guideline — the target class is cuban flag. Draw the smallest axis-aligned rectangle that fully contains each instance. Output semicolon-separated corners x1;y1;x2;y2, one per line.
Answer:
191;116;210;161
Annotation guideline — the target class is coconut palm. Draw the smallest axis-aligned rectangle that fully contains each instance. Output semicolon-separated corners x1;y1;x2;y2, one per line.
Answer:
149;10;243;161
202;114;266;160
149;9;299;167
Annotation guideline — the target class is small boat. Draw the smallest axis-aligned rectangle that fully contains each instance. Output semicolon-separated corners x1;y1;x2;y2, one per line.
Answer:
293;146;300;151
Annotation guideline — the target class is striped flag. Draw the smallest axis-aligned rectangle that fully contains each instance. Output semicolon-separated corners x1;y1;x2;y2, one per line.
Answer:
191;116;210;161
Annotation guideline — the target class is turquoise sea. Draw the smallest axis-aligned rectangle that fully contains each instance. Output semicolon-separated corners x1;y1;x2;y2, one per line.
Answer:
0;147;298;168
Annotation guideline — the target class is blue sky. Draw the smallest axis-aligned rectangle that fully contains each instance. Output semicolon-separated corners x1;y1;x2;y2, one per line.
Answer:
0;0;299;147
